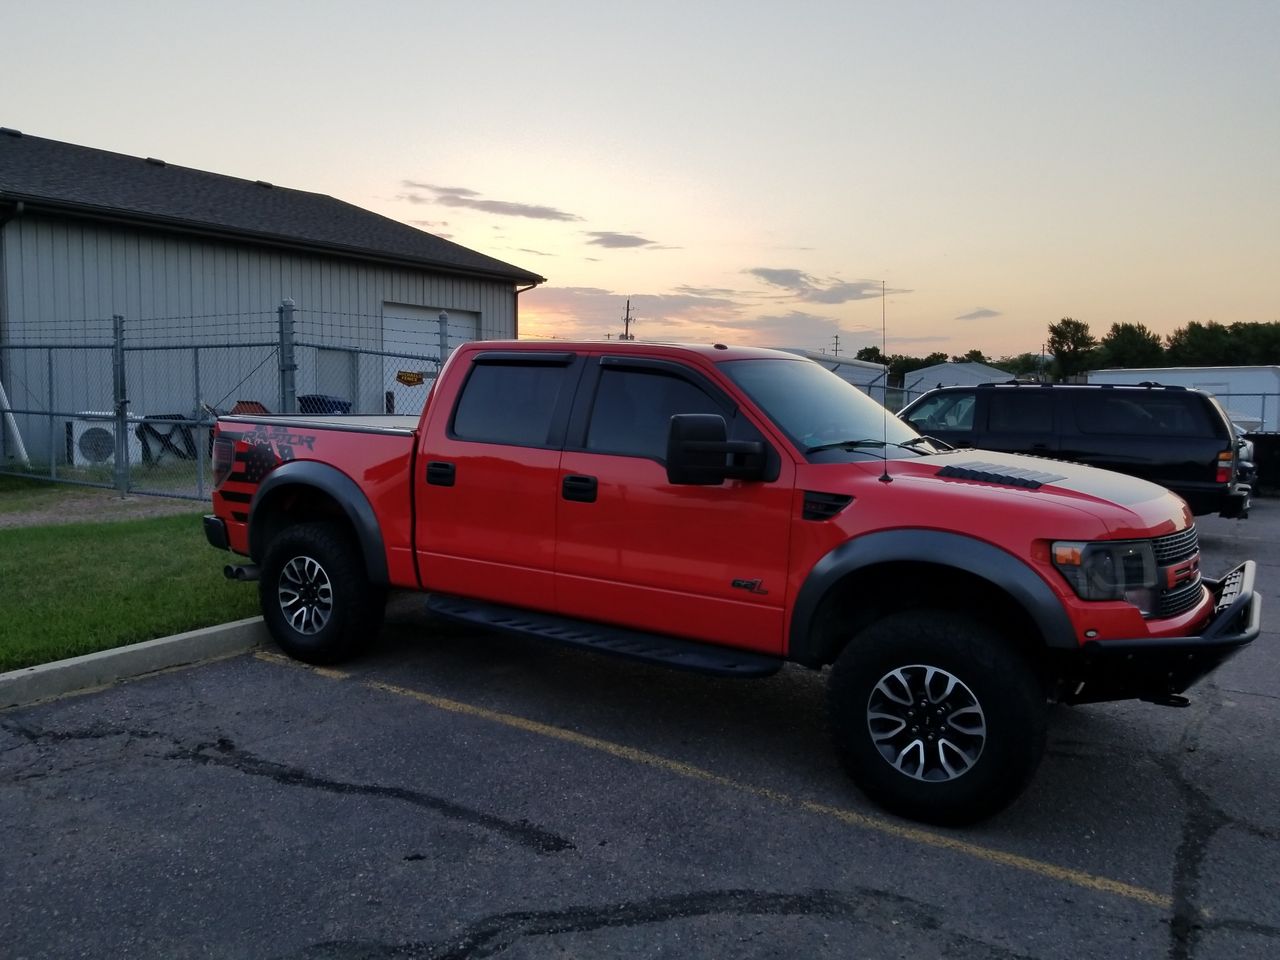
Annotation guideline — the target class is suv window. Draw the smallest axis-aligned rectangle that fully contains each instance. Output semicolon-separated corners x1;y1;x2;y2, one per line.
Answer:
586;367;730;460
452;361;569;446
903;391;975;433
988;392;1053;433
1072;393;1217;438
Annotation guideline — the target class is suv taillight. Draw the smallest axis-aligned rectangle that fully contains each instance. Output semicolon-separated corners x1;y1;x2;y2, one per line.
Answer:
212;438;235;488
1216;449;1233;484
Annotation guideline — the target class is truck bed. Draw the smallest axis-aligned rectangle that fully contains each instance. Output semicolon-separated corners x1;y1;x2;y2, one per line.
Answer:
218;414;419;435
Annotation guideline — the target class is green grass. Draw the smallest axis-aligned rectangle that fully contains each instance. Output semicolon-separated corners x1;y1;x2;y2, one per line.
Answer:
0;473;88;513
0;512;261;672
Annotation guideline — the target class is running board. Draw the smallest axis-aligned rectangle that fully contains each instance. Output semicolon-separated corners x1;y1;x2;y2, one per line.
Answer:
425;596;783;678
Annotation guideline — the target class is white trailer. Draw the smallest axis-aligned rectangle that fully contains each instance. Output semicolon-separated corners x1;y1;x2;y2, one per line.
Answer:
1088;366;1280;433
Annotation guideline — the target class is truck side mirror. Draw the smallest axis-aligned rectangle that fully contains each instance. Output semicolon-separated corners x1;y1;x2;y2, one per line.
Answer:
666;414;766;485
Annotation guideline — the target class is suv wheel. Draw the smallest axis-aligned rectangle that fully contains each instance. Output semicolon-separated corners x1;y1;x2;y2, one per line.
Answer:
828;611;1046;825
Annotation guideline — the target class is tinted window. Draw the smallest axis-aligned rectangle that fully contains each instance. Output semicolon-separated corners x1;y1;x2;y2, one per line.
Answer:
586;367;729;460
1073;393;1217;437
904;392;976;432
452;362;568;446
988;392;1053;433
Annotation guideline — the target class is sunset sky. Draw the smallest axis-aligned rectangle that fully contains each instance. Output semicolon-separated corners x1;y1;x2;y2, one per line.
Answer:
3;0;1275;359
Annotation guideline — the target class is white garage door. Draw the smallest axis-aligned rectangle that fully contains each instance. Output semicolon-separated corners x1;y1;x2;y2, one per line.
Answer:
381;303;479;415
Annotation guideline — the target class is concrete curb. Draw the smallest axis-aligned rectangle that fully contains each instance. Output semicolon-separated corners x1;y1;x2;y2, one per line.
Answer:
0;616;269;710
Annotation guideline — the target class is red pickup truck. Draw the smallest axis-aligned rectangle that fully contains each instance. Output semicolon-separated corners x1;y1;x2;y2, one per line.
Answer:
204;341;1260;824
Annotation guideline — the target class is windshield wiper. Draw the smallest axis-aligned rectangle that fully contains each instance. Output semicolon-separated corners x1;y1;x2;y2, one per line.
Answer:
804;436;940;456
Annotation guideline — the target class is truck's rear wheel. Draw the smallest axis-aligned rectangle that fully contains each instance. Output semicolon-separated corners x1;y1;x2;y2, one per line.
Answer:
259;521;384;664
828;611;1046;825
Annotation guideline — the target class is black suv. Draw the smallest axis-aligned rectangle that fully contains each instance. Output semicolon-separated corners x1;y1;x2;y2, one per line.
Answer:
898;382;1250;518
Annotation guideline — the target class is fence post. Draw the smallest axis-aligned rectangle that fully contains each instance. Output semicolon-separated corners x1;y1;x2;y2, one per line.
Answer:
47;348;56;479
194;346;205;501
278;299;297;414
437;311;450;366
112;314;129;496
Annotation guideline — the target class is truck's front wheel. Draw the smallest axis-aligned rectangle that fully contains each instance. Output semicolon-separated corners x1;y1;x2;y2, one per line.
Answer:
828;611;1046;825
259;521;384;664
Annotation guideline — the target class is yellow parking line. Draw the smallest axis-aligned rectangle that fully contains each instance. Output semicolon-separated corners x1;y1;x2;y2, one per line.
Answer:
253;650;350;680
365;680;1173;911
249;653;1171;910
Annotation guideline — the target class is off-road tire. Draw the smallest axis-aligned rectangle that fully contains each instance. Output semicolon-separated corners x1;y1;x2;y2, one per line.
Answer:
259;521;385;664
828;610;1047;825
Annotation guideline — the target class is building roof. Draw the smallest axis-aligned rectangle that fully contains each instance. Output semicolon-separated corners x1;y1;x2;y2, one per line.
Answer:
775;348;886;384
0;127;544;285
903;360;1011;391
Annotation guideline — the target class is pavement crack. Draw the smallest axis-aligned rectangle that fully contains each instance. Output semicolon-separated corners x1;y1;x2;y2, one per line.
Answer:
1199;918;1280;940
168;740;574;855
1161;685;1228;960
0;718;168;745
273;887;1039;960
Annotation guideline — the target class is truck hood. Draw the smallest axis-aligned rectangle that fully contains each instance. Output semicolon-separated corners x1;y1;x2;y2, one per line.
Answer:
905;449;1193;537
797;449;1192;541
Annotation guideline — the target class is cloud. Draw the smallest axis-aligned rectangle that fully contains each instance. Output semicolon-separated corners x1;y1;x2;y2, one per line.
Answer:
954;307;1001;322
675;285;744;298
407;219;449;229
585;231;655;248
746;268;902;304
521;286;746;341
397;181;583;221
515;247;555;257
401;181;478;196
889;334;953;346
519;287;876;355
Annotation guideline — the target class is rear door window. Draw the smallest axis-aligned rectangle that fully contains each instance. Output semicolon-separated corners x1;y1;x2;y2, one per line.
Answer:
451;360;572;447
987;392;1054;433
1072;393;1217;438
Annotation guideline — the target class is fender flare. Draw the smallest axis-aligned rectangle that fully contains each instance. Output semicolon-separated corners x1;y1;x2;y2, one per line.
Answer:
248;460;389;585
788;529;1076;665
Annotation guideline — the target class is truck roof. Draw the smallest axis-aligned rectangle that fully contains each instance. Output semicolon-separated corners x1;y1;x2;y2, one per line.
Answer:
460;340;801;363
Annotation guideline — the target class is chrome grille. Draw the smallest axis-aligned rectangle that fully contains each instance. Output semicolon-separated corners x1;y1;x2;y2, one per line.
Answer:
1153;526;1198;565
1158;581;1206;619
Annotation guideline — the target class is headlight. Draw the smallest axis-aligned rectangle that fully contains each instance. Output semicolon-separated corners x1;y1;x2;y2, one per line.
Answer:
1052;539;1158;615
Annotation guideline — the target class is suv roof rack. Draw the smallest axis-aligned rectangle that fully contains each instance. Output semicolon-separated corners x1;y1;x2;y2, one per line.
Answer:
969;380;1189;392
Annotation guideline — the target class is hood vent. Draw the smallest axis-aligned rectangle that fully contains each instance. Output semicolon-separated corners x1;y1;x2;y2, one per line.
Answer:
936;461;1066;490
803;491;854;521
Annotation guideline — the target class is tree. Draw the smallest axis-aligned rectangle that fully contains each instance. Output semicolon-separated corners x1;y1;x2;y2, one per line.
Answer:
1227;322;1280;365
1164;321;1233;366
1047;317;1097;381
1097;322;1164;369
994;353;1048;378
855;345;886;365
951;349;989;364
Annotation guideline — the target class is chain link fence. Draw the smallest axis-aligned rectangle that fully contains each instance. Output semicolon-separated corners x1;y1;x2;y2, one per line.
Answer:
0;302;453;500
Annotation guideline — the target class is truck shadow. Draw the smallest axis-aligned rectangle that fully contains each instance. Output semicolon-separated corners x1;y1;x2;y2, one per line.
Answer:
349;595;1186;841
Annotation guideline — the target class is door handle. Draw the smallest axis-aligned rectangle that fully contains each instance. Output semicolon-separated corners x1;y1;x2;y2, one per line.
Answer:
426;460;456;486
562;474;598;503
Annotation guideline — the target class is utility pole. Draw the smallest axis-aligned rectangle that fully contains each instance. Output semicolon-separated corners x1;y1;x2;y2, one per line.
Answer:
831;333;841;357
621;299;636;341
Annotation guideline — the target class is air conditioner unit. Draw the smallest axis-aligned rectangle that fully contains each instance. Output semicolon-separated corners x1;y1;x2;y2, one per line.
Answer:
65;413;143;467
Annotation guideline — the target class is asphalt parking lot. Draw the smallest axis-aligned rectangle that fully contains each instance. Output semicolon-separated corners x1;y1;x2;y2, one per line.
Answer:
2;504;1278;959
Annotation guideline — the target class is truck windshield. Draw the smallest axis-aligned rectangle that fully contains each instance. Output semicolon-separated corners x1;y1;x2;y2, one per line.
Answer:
721;357;930;462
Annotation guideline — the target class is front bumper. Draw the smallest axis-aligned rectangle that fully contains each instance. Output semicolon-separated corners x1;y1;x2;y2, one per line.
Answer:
1058;561;1261;705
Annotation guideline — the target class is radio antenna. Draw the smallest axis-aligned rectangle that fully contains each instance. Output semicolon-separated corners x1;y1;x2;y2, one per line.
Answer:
879;279;892;483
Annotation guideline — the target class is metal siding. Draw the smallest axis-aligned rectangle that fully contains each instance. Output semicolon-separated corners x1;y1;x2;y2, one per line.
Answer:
3;214;517;348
